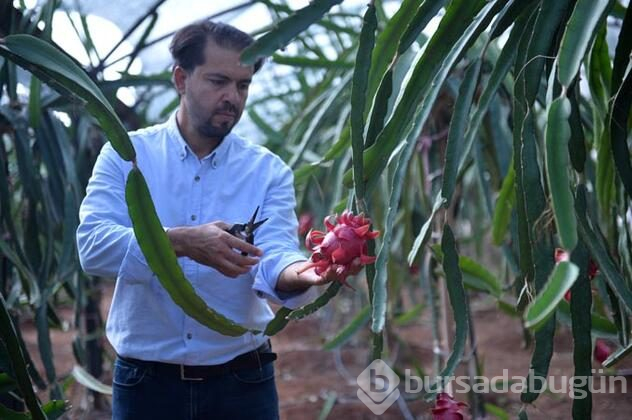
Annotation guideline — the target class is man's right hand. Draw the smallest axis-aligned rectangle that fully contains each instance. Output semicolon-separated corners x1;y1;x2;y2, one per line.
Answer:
166;222;263;278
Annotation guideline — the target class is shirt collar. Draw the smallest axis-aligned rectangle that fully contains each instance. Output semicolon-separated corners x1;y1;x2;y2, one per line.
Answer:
166;110;232;166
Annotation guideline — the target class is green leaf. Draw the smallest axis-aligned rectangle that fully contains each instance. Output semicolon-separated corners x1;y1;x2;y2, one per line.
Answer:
611;2;632;91
575;185;632;313
588;26;612;118
125;167;251;336
557;300;618;338
272;54;353;69
372;108;436;334
603;341;632;368
517;110;557;404
293;128;350;185
0;293;46;420
287;282;343;320
0;106;41;202
442;59;481;206
367;0;437;97
488;0;540;40
41;400;70;420
525;262;580;330
317;391;337;420
407;193;446;266
323;305;370;350
431;246;502;297
595;128;616;213
609;62;632;201
0;238;40;305
350;2;377;202
567;82;586;173
263;307;292;336
0;35;135;161
458;6;533;175
396;0;448;55
71;365;112;395
288;72;352;169
570;242;593;417
0;373;17;394
394;303;426;326
345;0;504;189
0;405;29;420
544;95;577;250
28;77;41;128
557;0;613;87
240;0;344;65
523;0;575;104
424;224;469;400
35;298;60;400
98;71;172;91
484;403;510;420
364;0;447;143
492;161;515;245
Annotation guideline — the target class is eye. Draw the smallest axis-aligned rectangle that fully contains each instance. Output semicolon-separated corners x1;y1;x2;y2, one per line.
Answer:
209;78;227;86
238;82;251;91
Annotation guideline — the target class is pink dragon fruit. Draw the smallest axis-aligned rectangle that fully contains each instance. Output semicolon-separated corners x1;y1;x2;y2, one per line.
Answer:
594;339;612;364
298;212;314;236
301;210;379;287
554;248;599;301
432;392;471;420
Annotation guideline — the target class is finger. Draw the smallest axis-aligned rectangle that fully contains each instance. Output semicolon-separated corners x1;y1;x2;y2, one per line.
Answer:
323;269;344;283
212;221;230;231
300;269;334;286
225;235;263;256
217;259;252;278
224;250;260;267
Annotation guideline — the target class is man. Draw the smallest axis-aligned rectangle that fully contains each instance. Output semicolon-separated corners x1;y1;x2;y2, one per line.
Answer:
77;20;331;420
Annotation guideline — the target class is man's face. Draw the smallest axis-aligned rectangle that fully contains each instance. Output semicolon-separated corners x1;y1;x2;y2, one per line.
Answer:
177;40;254;139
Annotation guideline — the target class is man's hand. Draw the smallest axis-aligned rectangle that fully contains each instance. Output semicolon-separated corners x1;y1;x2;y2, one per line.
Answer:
275;261;338;294
167;222;263;278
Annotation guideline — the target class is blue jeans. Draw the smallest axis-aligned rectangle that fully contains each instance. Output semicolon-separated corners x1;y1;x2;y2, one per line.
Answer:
112;356;279;420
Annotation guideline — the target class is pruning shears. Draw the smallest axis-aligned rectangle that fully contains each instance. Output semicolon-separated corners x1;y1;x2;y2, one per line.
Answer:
226;206;268;255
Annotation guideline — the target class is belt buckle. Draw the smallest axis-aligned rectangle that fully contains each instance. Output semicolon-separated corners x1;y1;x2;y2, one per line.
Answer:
180;365;203;381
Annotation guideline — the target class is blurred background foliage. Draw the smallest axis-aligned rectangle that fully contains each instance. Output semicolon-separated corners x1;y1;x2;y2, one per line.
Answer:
0;0;631;418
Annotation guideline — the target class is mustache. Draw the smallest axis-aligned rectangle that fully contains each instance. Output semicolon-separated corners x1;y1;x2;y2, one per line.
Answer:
215;102;238;115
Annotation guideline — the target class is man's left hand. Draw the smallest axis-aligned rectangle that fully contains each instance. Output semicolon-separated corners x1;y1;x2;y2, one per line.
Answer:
275;261;337;294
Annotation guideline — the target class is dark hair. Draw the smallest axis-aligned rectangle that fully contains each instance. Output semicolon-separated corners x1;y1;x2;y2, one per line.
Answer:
169;20;264;73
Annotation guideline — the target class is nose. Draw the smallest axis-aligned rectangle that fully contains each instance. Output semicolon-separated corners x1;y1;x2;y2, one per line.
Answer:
222;83;241;105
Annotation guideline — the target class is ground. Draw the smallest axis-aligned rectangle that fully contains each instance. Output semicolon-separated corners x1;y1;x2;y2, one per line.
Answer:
19;282;632;420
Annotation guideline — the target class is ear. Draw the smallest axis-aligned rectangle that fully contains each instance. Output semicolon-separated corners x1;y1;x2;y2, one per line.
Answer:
173;66;188;95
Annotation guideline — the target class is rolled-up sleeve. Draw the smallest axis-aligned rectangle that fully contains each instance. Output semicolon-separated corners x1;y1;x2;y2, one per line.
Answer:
251;161;317;309
76;142;154;282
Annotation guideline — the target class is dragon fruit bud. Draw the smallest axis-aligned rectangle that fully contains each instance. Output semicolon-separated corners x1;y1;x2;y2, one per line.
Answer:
300;210;379;287
432;393;470;420
298;212;314;236
588;259;599;280
555;248;601;302
555;248;570;263
594;339;612;364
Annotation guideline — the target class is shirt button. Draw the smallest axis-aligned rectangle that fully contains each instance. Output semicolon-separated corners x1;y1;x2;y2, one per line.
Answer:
186;333;192;340
194;175;200;182
191;215;197;221
211;160;217;169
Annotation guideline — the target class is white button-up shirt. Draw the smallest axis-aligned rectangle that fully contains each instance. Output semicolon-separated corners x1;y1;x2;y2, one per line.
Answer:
76;113;313;365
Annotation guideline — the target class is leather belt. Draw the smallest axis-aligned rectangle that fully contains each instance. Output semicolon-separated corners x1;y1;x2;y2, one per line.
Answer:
118;341;276;381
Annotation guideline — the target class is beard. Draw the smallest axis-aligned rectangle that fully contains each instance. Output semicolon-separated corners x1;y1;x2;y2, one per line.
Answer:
196;103;239;140
196;118;234;139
